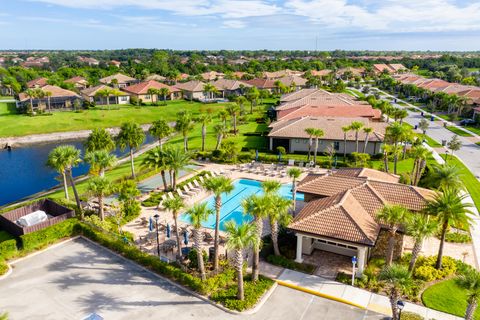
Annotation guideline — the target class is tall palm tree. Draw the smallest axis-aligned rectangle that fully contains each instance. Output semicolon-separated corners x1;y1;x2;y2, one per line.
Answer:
198;114;212;151
44;91;52;112
84;150;117;177
204;176;234;273
267;195;292;256
24;88;36;114
379;264;413;320
409;145;430;186
305;128;316;162
287;168;302;211
342;125;351;161
162;196;185;261
385;122;405;174
377;204;410;266
426;188;473;269
312;128;324;165
84;128;115;152
203;83;217;100
426;163;463;191
350;121;364;153
142;146;169;191
95;87;113;108
261;179;281;195
159;87;170;105
86;176;112;221
186;203;213;280
405;214;438;272
457;269;480;320
163;145;191;190
226;104;240;135
116;122;145;179
175;110;194;152
46;145;71;200
242;194;269;281
362;127;373;153
224;221;258;301
147;88;160;103
149;119;172;150
214;124;228;150
218;109;229;127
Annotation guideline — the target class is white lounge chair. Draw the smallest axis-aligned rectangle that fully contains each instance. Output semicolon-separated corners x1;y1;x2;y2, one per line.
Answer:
187;182;201;193
167;192;175;199
183;185;196;196
193;180;204;190
198;176;205;184
176;188;190;199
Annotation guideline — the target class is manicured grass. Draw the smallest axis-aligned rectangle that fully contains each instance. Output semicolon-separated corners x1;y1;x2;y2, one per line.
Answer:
0;100;231;137
343;88;365;99
422;279;477;319
397;101;408;106
423;135;442;148
446;126;474;137
438;114;450;121
0;96;14;100
464;125;480;136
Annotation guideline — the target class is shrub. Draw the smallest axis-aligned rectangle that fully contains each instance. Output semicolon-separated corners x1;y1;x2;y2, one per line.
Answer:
445;232;471;243
413;256;457;281
400;311;424;320
266;255;316;274
20;219;79;252
0;259;8;276
414;265;439;282
0;239;17;260
187;248;208;270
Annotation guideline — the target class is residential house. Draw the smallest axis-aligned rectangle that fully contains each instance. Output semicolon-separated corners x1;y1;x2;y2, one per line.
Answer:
174;80;207;100
18;85;81;111
200;71;225;81
373;64;407;74
275;75;308;90
99;73;138;88
290;168;434;276
64;76;88;90
310;70;332;77
81;85;130;105
145;74;167;82
27;77;48;88
77;56;99;66
21;56;49;68
263;69;304;79
211;79;251;97
268;116;387;154
109;60;121;67
240;78;277;92
335;67;365;79
122;80;180;103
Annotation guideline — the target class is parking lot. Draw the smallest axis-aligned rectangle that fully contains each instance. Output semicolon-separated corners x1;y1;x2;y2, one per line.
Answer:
0;238;385;320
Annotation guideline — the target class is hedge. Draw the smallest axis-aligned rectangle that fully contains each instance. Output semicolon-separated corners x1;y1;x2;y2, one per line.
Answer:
20;219;79;252
0;239;17;260
266;255;316;274
0;259;8;276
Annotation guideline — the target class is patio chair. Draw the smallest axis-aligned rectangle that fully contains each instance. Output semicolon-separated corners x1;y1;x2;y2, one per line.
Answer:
183;185;197;196
219;235;227;245
193;180;203;190
176;188;190;199
167;192;175;199
188;182;201;192
203;231;213;243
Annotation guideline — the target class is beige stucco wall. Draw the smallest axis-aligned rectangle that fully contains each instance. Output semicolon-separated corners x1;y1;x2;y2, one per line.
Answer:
270;137;381;155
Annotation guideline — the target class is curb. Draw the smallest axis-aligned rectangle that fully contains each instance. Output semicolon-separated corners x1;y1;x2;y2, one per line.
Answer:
275;280;366;310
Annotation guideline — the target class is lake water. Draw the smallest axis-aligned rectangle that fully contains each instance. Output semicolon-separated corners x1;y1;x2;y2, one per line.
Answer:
0;134;156;207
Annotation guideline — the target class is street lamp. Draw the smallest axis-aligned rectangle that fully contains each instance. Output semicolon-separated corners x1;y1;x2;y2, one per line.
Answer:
397;300;405;320
445;150;449;163
153;214;160;257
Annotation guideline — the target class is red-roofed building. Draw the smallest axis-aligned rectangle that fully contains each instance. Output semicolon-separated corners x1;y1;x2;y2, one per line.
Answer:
122;80;180;102
27;77;48;88
240;78;276;92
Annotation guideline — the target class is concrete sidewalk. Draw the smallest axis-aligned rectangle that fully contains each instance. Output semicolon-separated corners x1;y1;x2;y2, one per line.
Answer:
276;269;462;320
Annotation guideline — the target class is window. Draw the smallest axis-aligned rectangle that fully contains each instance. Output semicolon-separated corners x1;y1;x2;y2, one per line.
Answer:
333;141;340;151
145;95;151;99
120;96;128;102
295;139;300;143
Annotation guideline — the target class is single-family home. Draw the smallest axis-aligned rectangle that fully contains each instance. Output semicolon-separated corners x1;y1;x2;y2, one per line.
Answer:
122;80;180;103
18;85;81;111
200;71;225;81
240;78;277;92
99;73;138;88
77;56;99;66
109;60;121;67
310;70;332;77
211;79;252;97
174;80;207;100
145;74;167;82
263;69;304;79
275;75;308;90
27;77;48;88
64;76;88;90
290;168;434;276
81;84;130;105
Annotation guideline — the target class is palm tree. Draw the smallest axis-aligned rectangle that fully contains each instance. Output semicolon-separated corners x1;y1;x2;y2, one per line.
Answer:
163;145;191;190
218;109;229;127
379;264;413;320
312;128;324;165
159;87;170;105
142;146;169;191
24;88;36;114
409;145;430;186
214;124;228;150
149;119;172;150
226;104;240;135
267;195;292;256
84;128;115;152
198;114;212;151
377;204;410;266
457;269;480;320
203;83;217;100
47;145;83;217
305;128;316;162
224;220;258;301
287;168;302;211
342;125;351;161
44;91;52;112
86;176;112;220
95;87;112;108
426;188;473;269
204;176;234;273
406;214;438;272
175;110;194;152
386;122;406;174
427;163;463;191
163;196;185;261
116;122;145;179
350;121;364;153
261;179;281;194
362;127;373;153
147;88;160;103
84;150;117;177
186;203;213;280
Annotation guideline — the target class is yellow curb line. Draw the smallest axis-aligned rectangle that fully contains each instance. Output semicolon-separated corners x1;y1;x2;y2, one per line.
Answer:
275;280;366;310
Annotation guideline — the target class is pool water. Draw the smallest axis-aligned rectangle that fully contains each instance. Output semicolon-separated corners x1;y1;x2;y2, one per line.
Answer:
180;179;304;231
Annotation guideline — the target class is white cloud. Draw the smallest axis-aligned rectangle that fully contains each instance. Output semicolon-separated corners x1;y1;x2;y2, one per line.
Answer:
222;20;246;28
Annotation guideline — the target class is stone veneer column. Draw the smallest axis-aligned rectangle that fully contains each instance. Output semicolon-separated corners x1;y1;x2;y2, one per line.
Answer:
295;233;303;263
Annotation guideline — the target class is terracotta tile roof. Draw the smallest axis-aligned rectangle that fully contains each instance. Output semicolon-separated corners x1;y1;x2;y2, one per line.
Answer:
278;105;381;121
373;64;393;73
211;79;251;91
368;180;434;212
99;73;136;85
241;78;276;89
27;77;48;88
417;79;451;90
268;116;387;142
276;75;308;87
334;168;399;183
64;76;87;84
264;69;304;79
174;80;206;92
388;64;407;71
122;80;179;95
277;89;367;111
336;67;365;77
19;85;80;101
310;69;332;77
145;74;166;81
297;174;366;196
81;84;130;97
232;71;246;78
200;71;225;81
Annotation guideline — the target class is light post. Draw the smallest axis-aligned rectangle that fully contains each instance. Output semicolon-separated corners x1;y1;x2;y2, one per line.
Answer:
351;255;357;286
397;300;405;320
154;214;160;257
445;150;449;163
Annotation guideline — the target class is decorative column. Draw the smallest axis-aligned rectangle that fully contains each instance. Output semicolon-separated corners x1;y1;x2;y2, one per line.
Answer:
295;233;303;263
356;246;367;276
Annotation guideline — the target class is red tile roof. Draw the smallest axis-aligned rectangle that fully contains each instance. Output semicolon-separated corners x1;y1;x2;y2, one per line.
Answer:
27;77;48;88
122;80;179;95
241;78;276;89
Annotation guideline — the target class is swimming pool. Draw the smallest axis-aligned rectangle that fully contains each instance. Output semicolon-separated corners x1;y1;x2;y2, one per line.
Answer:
180;179;304;231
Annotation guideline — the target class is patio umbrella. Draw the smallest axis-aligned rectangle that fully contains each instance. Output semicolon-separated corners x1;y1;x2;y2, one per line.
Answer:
148;217;154;232
255;149;259;161
183;230;189;245
166;223;171;238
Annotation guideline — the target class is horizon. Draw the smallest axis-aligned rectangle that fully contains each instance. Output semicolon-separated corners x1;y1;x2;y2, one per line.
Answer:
1;0;480;51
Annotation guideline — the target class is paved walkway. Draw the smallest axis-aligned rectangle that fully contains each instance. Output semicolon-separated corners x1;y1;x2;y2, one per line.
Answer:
275;268;462;320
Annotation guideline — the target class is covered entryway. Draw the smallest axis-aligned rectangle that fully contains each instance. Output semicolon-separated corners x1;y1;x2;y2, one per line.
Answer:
270;137;290;152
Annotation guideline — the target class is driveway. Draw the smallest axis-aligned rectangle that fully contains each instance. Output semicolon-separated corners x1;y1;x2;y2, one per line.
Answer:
0;238;384;320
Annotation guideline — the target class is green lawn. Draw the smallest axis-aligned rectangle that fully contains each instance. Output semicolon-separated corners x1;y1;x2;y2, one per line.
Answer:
423;135;442;148
0;96;14;100
0;100;231;137
464;125;480;136
422;279;477;319
446;126;474;137
343;88;365;99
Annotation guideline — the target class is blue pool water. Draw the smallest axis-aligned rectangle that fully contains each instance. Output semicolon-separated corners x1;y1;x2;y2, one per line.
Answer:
180;179;304;231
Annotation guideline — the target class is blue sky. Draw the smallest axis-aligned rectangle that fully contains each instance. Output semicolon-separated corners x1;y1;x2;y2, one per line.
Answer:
0;0;479;50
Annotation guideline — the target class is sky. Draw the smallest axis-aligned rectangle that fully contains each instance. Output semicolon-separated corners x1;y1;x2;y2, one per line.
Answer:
0;0;480;51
